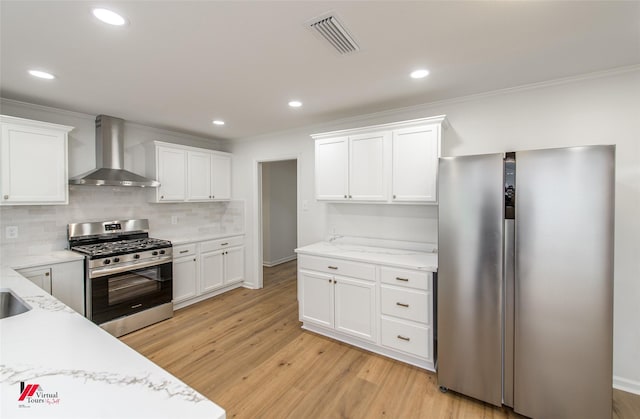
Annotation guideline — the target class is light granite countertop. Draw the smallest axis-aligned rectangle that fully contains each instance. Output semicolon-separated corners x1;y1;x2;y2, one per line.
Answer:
158;232;245;246
8;250;85;270
0;266;225;419
295;239;438;272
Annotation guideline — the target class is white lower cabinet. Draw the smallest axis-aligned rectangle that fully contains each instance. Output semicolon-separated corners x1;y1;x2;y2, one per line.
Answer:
298;254;435;370
16;259;84;315
299;262;376;343
173;251;198;302
172;235;244;309
334;276;376;342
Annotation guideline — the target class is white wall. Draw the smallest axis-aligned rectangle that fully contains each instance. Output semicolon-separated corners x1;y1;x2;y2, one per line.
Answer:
262;160;297;266
230;68;640;392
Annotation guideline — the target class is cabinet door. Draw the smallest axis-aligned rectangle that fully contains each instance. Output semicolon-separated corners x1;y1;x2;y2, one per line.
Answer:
173;256;198;303
187;151;212;201
349;132;388;201
200;250;224;293
211;153;231;200
224;246;244;285
157;147;186;201
16;267;52;293
392;125;439;202
1;123;67;204
334;276;376;342
51;260;85;315
299;270;334;328
315;137;348;200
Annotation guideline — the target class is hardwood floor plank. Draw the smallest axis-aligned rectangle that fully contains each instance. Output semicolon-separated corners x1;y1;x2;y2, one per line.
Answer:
121;260;640;418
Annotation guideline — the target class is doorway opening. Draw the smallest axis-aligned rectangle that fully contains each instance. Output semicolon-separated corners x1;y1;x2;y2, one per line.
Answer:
255;157;299;289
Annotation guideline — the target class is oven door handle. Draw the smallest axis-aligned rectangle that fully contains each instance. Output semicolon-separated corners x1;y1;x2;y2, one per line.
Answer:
90;257;172;278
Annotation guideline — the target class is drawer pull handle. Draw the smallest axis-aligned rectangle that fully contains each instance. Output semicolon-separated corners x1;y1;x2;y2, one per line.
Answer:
396;302;409;308
179;250;189;254
328;266;338;270
131;303;142;309
221;242;229;246
395;277;409;282
397;335;411;342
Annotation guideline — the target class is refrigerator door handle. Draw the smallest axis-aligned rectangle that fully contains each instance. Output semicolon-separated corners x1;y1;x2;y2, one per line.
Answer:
503;219;515;408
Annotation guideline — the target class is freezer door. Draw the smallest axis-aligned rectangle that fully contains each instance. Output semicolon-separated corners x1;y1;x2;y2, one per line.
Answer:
514;146;614;418
437;153;504;407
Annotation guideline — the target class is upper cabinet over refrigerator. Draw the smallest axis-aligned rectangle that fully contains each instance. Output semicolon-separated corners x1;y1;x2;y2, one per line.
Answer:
312;115;445;204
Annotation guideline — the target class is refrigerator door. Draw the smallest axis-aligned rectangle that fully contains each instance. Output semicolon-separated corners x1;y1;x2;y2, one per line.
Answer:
514;146;614;418
438;153;504;407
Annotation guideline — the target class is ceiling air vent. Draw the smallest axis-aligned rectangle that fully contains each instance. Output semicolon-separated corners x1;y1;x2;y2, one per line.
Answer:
307;13;360;55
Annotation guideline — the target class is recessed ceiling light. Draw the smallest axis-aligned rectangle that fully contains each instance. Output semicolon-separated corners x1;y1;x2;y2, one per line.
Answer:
288;100;302;108
410;69;430;79
28;70;55;80
92;8;127;26
212;120;225;126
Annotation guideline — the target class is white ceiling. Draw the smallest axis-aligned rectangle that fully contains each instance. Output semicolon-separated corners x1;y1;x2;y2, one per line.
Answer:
1;1;639;141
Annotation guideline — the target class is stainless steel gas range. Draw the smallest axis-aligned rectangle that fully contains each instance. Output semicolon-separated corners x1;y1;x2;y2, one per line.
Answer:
68;219;173;337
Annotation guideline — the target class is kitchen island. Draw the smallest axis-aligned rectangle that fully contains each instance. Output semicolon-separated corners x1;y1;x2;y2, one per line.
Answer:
0;265;225;419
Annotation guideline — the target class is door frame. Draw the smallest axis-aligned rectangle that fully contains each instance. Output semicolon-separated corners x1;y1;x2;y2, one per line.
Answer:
252;154;300;289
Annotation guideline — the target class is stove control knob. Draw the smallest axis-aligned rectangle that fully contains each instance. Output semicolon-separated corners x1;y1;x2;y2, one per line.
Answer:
159;250;166;255
113;257;120;263
152;251;159;256
103;259;111;265
133;254;140;259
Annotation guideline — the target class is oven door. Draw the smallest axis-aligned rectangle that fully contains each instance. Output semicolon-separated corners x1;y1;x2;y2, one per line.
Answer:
90;262;172;324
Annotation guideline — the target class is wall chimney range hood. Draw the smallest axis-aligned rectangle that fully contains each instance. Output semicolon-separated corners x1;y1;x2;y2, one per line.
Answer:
69;115;160;187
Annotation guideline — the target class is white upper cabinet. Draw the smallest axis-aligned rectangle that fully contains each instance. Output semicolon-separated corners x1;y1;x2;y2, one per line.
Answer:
0;115;73;205
314;132;388;202
315;136;348;200
148;141;232;203
313;116;445;204
211;152;231;200
392;124;440;203
157;146;187;202
349;131;388;201
187;150;212;201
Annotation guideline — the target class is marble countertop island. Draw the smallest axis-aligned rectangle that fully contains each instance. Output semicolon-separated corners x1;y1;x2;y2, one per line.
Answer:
295;237;438;271
0;266;225;419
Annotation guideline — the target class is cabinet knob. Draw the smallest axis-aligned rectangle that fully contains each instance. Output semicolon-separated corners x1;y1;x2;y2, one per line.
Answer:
393;194;397;199
209;195;212;199
344;195;347;198
161;195;164;199
3;195;8;200
348;195;352;198
45;272;50;276
212;195;215;199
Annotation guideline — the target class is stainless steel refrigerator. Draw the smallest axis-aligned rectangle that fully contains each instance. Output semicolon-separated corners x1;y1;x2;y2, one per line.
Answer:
437;145;614;418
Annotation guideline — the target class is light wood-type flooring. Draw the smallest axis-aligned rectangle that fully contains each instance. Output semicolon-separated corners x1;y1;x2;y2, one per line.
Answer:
121;260;640;418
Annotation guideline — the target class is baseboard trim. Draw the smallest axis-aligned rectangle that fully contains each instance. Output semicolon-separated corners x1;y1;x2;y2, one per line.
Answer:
263;254;297;267
613;376;640;395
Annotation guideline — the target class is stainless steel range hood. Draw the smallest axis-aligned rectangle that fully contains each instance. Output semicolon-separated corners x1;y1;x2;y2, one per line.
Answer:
69;115;160;187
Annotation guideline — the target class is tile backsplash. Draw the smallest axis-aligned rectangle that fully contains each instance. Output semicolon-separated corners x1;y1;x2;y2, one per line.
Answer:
0;185;244;262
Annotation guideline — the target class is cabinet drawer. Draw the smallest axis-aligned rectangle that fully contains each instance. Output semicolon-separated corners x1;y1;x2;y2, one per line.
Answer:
174;244;197;257
380;285;430;324
298;254;375;280
200;236;244;253
381;317;431;360
380;267;431;290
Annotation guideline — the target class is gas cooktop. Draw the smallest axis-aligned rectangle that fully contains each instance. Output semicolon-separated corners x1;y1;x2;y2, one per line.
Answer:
71;237;172;259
